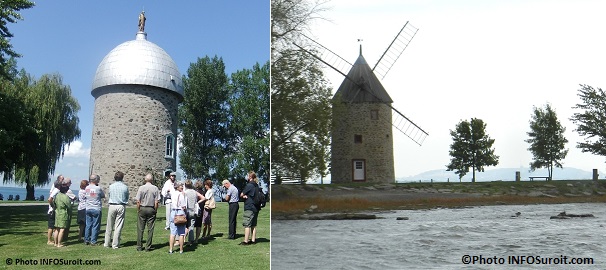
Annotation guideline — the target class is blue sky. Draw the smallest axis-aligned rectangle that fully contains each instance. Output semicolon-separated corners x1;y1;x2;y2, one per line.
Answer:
311;0;606;180
3;1;269;189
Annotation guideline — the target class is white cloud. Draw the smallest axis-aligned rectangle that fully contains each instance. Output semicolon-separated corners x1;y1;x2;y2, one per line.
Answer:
63;140;91;158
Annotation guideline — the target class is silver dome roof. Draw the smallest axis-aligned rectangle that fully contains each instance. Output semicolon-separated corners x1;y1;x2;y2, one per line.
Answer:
92;32;183;96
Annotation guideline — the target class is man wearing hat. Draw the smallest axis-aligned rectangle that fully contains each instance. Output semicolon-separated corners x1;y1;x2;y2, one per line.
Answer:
161;171;177;230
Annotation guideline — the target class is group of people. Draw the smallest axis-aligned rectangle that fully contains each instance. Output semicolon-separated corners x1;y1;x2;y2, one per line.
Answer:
160;171;230;253
46;175;75;247
47;173;109;248
46;170;264;253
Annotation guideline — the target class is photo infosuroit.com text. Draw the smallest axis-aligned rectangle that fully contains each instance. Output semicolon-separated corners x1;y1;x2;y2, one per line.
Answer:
461;254;594;266
6;258;102;266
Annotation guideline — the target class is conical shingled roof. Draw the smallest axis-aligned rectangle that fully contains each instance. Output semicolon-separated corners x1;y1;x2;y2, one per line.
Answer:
333;50;393;103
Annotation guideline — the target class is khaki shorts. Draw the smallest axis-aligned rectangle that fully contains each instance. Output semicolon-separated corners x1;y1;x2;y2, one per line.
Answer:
242;210;258;228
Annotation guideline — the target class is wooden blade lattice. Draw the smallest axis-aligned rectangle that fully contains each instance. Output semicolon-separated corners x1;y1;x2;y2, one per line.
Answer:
390;105;428;146
294;30;428;146
295;34;353;78
373;22;418;80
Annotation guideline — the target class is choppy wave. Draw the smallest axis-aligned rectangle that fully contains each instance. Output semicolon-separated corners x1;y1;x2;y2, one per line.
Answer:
272;203;606;269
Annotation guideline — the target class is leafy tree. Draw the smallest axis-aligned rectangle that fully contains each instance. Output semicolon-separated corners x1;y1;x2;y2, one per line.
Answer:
0;0;35;79
271;0;331;182
228;61;270;183
179;56;230;180
446;118;499;182
570;84;606;159
3;72;80;200
525;104;568;180
271;0;327;52
271;49;331;182
0;59;31;174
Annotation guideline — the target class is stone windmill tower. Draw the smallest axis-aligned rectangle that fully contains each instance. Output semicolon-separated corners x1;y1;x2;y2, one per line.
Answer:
89;12;183;201
295;22;428;183
330;48;397;183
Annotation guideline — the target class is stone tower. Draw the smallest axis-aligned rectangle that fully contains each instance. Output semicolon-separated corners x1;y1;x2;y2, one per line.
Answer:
331;48;394;183
90;22;183;202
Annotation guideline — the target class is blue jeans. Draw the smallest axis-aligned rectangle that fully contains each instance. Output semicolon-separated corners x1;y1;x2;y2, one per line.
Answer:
85;208;102;244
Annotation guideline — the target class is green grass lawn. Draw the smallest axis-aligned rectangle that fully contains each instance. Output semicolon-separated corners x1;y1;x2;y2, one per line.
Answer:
0;202;269;269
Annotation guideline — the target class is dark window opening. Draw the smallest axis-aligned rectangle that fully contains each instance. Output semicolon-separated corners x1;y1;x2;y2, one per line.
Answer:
354;134;362;143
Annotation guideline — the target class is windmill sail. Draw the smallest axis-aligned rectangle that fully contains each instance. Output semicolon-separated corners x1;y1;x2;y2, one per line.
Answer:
293;36;352;79
390;105;428;146
373;22;418;80
294;23;428;146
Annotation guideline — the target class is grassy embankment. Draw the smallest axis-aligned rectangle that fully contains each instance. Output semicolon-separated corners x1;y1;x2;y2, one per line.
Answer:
272;180;606;215
0;202;269;270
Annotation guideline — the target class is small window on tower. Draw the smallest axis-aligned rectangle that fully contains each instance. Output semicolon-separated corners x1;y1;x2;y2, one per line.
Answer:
165;134;175;158
370;110;379;120
354;134;362;143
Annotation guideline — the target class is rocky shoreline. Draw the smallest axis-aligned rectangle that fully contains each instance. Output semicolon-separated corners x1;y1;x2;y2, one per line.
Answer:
271;180;606;220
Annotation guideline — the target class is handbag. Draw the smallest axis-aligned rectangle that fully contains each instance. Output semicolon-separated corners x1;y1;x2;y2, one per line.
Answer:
173;194;187;225
207;196;216;209
204;190;216;210
174;213;187;225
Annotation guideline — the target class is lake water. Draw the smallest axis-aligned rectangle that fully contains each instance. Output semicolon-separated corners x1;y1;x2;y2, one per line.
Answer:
0;186;227;202
271;203;606;269
0;186;50;201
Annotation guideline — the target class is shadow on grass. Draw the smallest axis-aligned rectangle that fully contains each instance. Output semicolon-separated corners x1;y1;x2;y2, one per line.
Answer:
0;205;48;223
254;237;270;243
120;240;138;247
150;242;168;250
0;205;49;236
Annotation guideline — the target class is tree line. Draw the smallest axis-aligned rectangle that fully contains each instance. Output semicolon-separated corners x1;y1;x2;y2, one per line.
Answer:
179;57;269;191
1;56;270;198
447;85;606;182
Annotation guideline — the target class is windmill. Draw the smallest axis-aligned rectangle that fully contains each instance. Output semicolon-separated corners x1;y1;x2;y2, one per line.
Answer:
294;22;428;183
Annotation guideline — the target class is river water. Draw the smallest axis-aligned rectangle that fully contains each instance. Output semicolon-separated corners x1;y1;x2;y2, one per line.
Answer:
271;203;605;269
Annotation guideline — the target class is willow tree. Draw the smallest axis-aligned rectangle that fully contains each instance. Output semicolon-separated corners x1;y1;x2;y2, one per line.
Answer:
0;64;33;175
3;72;80;200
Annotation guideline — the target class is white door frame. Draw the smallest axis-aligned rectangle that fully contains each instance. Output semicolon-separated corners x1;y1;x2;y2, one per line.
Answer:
352;159;366;181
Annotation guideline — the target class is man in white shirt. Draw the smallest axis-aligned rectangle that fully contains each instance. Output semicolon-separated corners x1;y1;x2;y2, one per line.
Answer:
223;179;239;240
161;171;176;230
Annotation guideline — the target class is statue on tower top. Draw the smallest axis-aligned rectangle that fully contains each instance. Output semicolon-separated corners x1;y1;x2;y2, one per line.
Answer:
138;11;146;32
